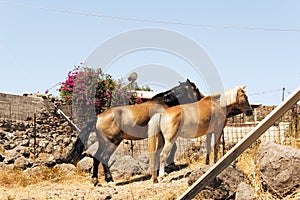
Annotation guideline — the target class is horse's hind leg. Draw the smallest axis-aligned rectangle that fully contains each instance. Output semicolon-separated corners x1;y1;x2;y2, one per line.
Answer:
91;149;115;184
91;143;115;184
102;162;113;182
159;137;177;178
101;141;120;183
149;132;164;183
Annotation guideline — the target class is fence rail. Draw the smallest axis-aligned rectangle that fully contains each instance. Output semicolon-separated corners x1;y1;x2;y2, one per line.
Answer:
178;86;300;200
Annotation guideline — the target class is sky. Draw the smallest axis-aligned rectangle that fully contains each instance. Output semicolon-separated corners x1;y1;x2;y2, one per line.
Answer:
0;1;299;105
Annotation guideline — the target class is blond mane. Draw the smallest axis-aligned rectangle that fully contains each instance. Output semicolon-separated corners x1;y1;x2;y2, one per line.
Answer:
218;86;245;107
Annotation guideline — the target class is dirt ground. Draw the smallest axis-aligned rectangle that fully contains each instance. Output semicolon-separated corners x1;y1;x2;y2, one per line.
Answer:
1;146;300;200
0;163;194;200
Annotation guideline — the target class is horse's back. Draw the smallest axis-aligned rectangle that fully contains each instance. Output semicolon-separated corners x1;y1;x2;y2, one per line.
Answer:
159;97;226;139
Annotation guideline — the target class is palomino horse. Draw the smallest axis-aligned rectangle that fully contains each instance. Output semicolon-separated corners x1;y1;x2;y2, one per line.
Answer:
148;86;253;183
64;79;204;184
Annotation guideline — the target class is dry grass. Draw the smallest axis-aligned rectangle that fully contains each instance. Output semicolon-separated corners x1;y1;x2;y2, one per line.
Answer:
0;166;77;187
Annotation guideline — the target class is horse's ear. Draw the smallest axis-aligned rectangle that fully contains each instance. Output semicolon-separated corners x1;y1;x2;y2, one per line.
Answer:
187;78;191;83
238;85;246;90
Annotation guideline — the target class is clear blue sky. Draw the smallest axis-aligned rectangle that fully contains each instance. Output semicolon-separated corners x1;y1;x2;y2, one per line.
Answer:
0;1;299;105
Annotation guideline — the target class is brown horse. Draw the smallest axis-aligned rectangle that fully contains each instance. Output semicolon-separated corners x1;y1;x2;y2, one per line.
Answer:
64;79;204;184
148;86;252;183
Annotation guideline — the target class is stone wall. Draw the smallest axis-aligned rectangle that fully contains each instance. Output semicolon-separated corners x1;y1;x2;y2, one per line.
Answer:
0;105;78;169
0;93;47;121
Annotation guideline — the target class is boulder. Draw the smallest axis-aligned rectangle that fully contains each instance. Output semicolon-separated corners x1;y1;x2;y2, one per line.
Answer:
55;163;76;173
13;156;32;170
235;182;256;200
258;142;300;197
83;141;98;157
137;153;149;172
37;153;57;167
77;157;93;173
188;165;245;200
110;155;144;176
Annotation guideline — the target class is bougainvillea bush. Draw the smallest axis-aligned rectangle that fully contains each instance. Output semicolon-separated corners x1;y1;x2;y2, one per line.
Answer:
59;66;142;126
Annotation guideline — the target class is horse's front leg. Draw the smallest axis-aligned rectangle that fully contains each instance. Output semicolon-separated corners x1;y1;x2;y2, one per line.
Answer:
213;130;224;163
165;143;177;172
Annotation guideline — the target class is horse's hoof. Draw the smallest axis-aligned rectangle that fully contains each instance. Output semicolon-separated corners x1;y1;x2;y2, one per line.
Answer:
91;177;101;186
158;176;165;182
165;163;178;173
152;178;158;184
105;176;114;183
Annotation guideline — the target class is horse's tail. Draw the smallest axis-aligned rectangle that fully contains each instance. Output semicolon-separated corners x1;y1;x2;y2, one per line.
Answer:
148;113;162;183
64;117;97;165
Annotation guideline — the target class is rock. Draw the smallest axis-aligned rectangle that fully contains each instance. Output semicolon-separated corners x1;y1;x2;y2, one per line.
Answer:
83;141;98;157
81;132;99;157
188;165;245;200
0;132;5;140
4;148;18;164
24;165;41;174
3;156;15;165
37;153;56;167
258;142;300;197
235;182;256;200
0;154;5;162
0;162;8;170
3;141;17;150
63;137;71;146
9;146;30;158
13;156;32;170
55;163;76;173
20;139;29;147
137;153;149;172
110;155;144;176
39;140;49;148
77;157;93;173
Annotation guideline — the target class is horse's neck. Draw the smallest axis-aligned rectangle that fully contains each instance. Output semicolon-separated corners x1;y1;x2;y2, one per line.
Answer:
147;98;166;107
222;96;238;116
224;104;235;115
210;92;236;115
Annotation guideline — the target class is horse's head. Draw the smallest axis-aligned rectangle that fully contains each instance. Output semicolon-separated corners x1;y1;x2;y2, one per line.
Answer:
185;79;205;102
234;86;253;116
161;79;204;106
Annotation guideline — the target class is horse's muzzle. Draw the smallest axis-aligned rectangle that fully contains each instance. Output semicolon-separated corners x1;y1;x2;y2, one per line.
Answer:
246;109;253;116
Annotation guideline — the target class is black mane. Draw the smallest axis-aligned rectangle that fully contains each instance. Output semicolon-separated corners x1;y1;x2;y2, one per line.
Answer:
151;79;204;107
